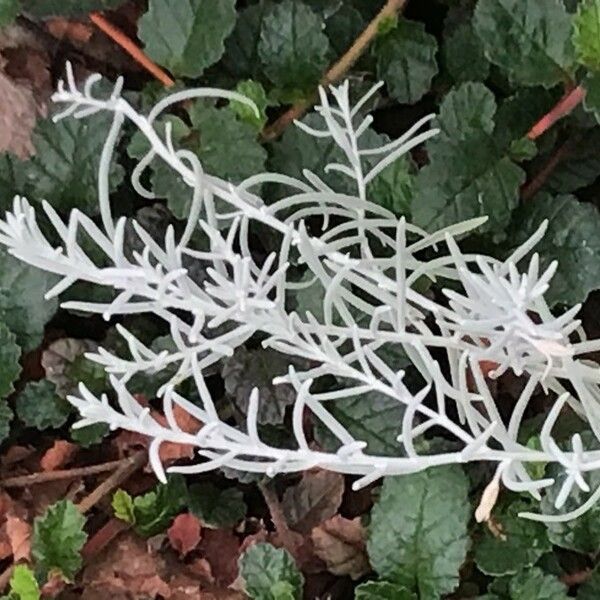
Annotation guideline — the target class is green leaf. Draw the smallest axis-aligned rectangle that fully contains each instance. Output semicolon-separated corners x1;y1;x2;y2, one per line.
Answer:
543;130;600;192
188;483;246;528
412;82;525;238
355;581;416;600
23;112;124;215
32;500;87;581
21;0;124;16
0;402;13;444
473;0;574;87
368;155;415;216
573;0;600;70
314;390;407;457
70;423;108;447
239;543;304;600
230;80;270;130
508;193;600;306
132;475;188;537
0;0;19;27
188;103;267;184
112;489;136;525
8;565;39;600
258;0;330;92
367;466;470;598
138;0;236;78
0;322;20;399
474;501;551;576
0;154;26;211
16;380;70;430
583;70;600;122
0;247;58;352
374;18;438;104
222;347;299;425
508;567;568;599
443;22;490;83
223;1;273;80
540;466;600;553
325;4;365;56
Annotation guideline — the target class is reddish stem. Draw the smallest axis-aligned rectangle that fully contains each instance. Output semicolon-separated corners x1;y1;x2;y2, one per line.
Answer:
89;12;175;87
527;85;586;140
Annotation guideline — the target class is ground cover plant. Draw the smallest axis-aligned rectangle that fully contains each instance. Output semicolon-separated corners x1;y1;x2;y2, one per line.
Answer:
1;0;600;598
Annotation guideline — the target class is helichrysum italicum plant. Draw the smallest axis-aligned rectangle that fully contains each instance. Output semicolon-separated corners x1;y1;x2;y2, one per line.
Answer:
3;64;600;523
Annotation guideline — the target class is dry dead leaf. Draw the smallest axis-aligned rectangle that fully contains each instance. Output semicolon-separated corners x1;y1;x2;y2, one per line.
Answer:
40;571;67;598
311;515;370;580
0;70;38;158
168;513;202;557
46;18;93;43
198;529;240;587
40;440;77;471
282;469;344;534
5;515;31;561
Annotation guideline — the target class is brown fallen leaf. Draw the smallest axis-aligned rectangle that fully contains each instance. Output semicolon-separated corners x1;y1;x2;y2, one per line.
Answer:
45;18;93;43
40;440;77;472
282;469;344;534
5;515;31;562
168;512;202;557
198;529;240;587
311;515;370;580
0;69;38;158
40;571;66;598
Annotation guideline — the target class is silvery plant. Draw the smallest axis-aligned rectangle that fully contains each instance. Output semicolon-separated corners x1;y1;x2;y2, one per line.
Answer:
2;64;599;523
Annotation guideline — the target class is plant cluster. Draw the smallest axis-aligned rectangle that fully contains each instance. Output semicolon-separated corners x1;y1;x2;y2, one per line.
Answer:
1;0;600;598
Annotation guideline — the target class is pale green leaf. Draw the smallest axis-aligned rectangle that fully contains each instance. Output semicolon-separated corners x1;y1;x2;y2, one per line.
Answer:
16;380;70;430
573;0;600;70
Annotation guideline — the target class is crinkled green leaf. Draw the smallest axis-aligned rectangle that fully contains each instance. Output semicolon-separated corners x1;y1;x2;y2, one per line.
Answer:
138;0;236;78
368;155;415;216
258;0;330;92
32;500;87;581
0;154;25;211
473;0;575;87
23;112;124;215
544;130;600;192
474;501;551;576
412;82;525;238
508;193;600;306
222;347;298;425
508;567;568;599
367;466;469;598
355;581;416;600
188;483;246;529
0;0;18;27
314;390;407;457
230;80;270;130
189;103;267;183
583;70;600;122
239;543;304;600
223;1;273;80
22;0;124;16
374;18;438;104
70;423;108;447
0;247;58;352
443;22;490;83
132;475;188;537
0;402;12;444
540;466;600;553
0;322;20;399
573;0;600;70
16;380;70;430
325;4;365;56
8;565;39;600
112;489;136;525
